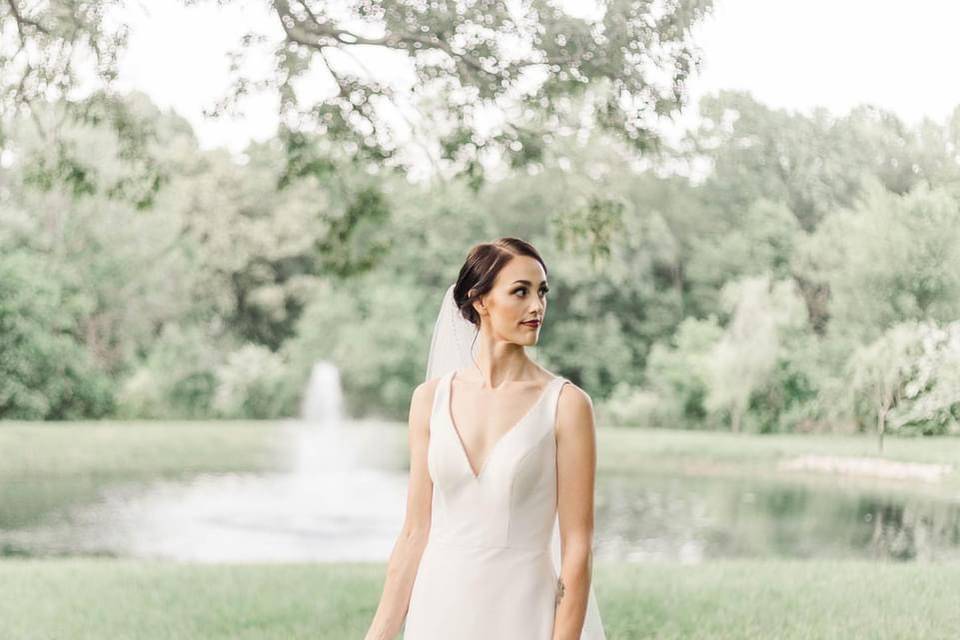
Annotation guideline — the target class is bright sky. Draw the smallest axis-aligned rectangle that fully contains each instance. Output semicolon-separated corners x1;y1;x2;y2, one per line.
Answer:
114;0;960;161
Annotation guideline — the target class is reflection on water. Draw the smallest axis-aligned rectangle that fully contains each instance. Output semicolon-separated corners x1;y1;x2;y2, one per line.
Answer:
594;472;960;563
3;428;960;563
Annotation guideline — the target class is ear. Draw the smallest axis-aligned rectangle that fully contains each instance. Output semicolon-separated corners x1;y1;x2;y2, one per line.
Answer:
468;287;487;317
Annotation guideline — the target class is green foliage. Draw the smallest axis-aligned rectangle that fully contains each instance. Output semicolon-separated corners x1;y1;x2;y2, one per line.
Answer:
115;324;221;420
633;315;724;428
703;275;808;432
205;0;715;184
8;92;171;210
685;198;802;314
554;194;627;270
890;321;960;436
799;178;960;343
313;184;394;278
601;275;818;434
117;326;299;420
276;129;338;190
743;331;824;434
846;322;926;450
0;0;128;141
283;275;431;420
0;251;114;419
212;344;290;419
678;91;953;232
6;80;960;434
848;320;960;440
21;139;98;198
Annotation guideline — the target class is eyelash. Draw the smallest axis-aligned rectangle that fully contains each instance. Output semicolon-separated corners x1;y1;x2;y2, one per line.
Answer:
514;286;549;297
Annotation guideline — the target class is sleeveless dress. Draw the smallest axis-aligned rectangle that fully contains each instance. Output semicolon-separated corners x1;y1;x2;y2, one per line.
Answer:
402;370;605;640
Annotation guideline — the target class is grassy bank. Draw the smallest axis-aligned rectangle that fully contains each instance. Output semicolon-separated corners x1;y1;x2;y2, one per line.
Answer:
5;420;959;476
4;419;959;501
599;427;960;500
0;420;290;478
1;557;957;639
601;427;960;468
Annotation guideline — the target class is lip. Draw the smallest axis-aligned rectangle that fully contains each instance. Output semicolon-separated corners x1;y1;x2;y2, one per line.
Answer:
521;320;541;328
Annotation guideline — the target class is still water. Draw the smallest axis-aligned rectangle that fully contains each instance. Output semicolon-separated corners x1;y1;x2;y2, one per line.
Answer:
2;424;959;564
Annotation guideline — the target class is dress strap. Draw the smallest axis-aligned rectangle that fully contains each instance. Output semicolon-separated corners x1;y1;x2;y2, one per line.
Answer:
546;376;569;437
428;370;453;434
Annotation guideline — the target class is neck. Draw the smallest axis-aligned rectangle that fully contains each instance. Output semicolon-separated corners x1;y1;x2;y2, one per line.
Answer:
463;331;539;389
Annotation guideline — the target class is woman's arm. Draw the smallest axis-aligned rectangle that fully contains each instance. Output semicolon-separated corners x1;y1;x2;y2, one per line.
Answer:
552;383;599;640
363;378;437;640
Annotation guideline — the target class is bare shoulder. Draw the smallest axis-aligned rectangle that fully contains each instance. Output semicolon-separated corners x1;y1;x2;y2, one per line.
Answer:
411;376;443;414
555;379;596;436
558;379;593;409
414;375;444;402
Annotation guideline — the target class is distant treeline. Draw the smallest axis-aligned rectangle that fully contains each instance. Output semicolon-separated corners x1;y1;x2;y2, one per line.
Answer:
3;89;960;442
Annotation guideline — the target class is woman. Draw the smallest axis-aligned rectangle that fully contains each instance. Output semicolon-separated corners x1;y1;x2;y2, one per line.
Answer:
364;237;606;639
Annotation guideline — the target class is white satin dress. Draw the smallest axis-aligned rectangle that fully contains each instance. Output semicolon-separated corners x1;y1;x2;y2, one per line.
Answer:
402;369;606;639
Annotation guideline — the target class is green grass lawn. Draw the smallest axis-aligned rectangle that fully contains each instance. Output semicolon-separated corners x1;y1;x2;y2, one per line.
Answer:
2;557;958;639
600;426;960;469
3;421;960;638
0;420;290;478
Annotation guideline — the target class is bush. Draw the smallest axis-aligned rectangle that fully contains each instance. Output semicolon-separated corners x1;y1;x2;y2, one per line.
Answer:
0;251;114;419
598;382;677;429
115;324;220;419
212;344;289;419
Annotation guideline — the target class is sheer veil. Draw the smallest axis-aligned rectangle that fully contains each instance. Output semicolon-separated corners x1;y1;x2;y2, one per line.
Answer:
424;283;606;639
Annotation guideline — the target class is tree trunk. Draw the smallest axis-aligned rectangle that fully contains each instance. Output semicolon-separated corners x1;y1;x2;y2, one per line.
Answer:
877;407;886;454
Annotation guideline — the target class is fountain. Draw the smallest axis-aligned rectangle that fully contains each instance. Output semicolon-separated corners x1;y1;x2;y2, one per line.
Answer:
0;360;410;563
300;361;345;424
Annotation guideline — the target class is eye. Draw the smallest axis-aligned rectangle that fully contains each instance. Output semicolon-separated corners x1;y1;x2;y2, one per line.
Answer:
513;285;549;298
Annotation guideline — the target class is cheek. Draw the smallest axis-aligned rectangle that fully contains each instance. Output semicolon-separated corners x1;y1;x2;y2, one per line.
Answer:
494;297;524;326
508;297;528;320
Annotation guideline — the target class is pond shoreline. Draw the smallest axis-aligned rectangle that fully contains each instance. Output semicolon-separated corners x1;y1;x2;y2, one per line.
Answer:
778;454;954;482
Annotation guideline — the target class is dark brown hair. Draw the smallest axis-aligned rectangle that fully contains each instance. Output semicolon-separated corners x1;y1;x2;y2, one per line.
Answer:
453;237;548;328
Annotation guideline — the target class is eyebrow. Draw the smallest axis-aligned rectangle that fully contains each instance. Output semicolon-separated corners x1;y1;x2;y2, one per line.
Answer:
511;279;548;285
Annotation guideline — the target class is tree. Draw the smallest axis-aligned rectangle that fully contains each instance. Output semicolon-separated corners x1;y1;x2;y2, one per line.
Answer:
2;92;204;374
703;274;807;433
847;322;924;452
1;1;127;130
4;0;718;188
674;91;952;233
1;1;168;207
203;0;716;185
685;197;802;319
798;178;960;344
886;321;960;437
643;314;723;427
0;250;114;419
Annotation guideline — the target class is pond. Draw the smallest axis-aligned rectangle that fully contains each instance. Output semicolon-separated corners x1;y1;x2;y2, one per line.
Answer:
2;424;959;563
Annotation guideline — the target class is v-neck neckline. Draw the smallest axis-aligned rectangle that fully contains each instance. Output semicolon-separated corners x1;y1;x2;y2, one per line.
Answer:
446;369;559;481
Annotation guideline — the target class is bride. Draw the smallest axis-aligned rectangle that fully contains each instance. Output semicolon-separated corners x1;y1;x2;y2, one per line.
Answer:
364;237;606;640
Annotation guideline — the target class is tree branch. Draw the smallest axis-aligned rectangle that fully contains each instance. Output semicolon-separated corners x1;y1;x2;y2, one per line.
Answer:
5;0;50;44
274;0;501;80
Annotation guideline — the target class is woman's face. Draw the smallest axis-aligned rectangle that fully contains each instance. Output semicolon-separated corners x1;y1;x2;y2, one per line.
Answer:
473;255;549;346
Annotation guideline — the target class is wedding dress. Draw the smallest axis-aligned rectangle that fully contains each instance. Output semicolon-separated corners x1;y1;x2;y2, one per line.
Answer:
401;367;607;639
